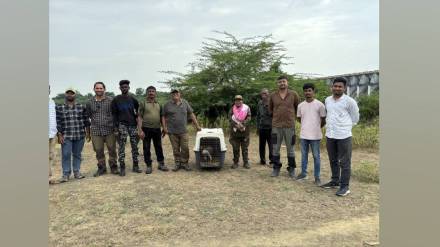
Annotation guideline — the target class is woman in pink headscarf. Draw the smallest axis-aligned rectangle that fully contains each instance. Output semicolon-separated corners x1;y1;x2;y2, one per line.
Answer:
229;95;252;169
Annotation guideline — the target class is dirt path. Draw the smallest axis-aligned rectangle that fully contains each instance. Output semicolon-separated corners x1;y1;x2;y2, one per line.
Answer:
49;133;379;247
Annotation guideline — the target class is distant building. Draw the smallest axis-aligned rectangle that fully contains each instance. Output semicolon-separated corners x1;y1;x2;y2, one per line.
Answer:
315;70;379;98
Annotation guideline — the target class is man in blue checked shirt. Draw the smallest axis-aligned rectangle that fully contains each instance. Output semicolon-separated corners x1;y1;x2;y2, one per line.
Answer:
55;88;91;183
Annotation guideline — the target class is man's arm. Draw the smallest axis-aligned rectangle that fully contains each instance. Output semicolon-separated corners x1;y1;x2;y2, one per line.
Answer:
110;98;119;130
137;101;145;139
190;113;201;131
293;92;299;114
348;98;360;125
55;105;64;144
82;105;91;142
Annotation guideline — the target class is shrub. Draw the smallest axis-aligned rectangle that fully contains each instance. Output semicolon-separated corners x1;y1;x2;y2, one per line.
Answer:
357;92;379;123
352;160;379;183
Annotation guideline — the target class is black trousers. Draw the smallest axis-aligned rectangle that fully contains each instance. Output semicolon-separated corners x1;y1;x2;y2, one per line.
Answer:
326;137;352;187
258;128;273;163
142;127;165;165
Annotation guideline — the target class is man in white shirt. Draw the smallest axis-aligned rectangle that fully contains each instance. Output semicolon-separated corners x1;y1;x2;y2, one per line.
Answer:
321;77;359;196
49;85;57;184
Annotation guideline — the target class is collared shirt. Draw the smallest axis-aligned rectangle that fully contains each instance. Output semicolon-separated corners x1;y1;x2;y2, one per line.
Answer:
56;103;90;140
325;94;360;139
256;99;272;129
86;96;114;136
49;98;57;138
163;99;193;134
138;98;163;129
269;89;300;128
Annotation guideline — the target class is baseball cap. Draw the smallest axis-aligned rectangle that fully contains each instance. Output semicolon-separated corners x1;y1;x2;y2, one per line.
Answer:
65;87;76;94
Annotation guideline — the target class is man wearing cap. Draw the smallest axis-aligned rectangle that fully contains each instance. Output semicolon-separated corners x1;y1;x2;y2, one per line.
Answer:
86;82;119;177
137;85;169;174
268;75;300;178
111;80;140;176
163;89;201;171
55;88;91;182
229;95;252;169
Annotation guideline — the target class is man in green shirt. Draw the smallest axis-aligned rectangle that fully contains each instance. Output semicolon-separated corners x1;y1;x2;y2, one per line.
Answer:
137;86;169;174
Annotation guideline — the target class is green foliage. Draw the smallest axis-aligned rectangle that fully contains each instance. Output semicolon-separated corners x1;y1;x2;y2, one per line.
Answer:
357;92;379;123
352;160;379;183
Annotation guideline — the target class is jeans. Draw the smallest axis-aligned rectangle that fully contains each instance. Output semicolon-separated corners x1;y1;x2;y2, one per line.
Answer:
61;138;85;176
326;137;352;187
142;127;164;165
300;139;321;178
258;128;273;163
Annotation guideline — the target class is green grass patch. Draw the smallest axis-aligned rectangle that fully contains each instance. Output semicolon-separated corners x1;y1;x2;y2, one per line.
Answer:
352;160;379;183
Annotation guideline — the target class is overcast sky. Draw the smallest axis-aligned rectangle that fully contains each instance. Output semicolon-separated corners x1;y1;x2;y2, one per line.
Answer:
49;0;379;95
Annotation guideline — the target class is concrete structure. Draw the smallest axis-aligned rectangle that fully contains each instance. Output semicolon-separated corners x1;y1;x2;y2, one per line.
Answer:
315;70;379;98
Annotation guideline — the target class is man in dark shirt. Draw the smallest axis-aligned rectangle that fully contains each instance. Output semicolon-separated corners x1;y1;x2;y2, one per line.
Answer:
256;88;273;166
86;82;118;177
111;80;140;176
268;75;300;178
56;88;90;182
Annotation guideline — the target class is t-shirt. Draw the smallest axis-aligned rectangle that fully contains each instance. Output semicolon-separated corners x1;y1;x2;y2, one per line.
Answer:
138;99;163;129
297;99;326;140
163;99;193;134
111;94;139;127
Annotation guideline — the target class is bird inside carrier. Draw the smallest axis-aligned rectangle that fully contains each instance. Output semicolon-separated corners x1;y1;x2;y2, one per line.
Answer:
194;128;227;169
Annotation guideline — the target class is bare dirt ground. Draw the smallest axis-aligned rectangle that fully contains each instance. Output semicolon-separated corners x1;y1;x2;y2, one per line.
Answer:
49;133;379;247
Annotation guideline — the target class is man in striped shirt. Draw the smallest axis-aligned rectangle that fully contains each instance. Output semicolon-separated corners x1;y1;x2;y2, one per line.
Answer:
86;82;118;177
56;88;91;182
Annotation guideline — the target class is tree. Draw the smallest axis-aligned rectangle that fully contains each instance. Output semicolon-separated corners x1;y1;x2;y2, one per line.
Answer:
135;88;145;97
161;31;292;116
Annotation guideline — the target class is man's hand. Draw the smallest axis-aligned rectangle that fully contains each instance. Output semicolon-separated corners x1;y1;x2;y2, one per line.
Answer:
57;133;64;145
161;128;168;138
113;127;119;137
256;129;260;136
138;130;145;140
196;126;202;132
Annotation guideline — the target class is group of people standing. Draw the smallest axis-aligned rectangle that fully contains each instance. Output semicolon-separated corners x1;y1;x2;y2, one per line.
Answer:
225;75;359;196
49;75;359;197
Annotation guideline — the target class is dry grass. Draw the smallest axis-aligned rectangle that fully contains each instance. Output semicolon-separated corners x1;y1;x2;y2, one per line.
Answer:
49;132;379;247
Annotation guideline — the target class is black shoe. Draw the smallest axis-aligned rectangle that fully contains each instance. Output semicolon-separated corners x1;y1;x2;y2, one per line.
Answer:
260;160;266;165
74;172;85;179
110;166;119;175
336;186;351;196
287;167;295;178
158;163;169;172
182;163;192;171
271;167;280;177
243;162;250;169
93;165;107;177
172;164;181;172
119;163;126;176
145;165;153;174
231;162;239;169
132;163;142;173
296;173;308;180
314;177;321;186
321;181;339;189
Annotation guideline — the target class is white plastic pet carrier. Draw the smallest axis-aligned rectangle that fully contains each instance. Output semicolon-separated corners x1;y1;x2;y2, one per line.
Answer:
193;128;227;169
